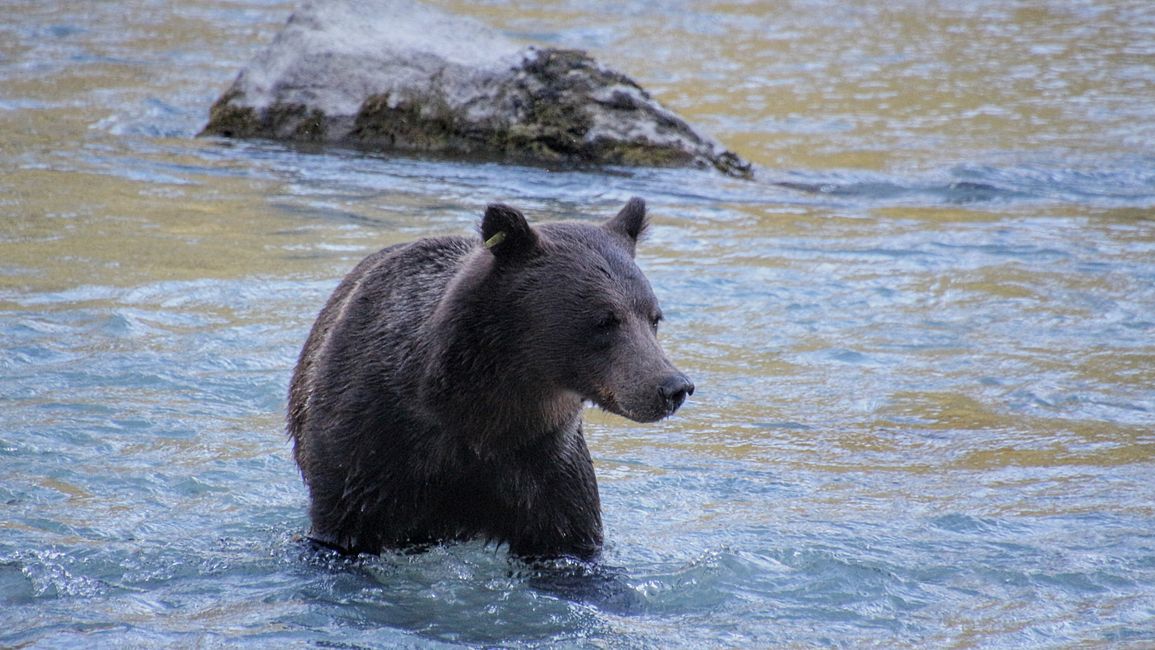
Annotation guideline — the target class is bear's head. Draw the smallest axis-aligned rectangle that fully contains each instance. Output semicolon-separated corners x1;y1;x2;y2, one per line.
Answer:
485;197;693;417
423;198;693;452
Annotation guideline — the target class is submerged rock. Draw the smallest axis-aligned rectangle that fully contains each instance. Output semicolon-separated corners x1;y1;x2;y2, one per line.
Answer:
200;0;752;178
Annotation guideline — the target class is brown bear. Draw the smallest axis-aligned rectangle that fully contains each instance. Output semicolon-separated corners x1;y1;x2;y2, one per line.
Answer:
287;197;693;559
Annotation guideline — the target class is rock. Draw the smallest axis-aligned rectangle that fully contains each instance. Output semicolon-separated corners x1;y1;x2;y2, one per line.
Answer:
199;0;752;178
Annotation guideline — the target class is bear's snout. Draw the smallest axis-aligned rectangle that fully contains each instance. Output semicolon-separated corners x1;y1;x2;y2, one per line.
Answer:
597;367;694;423
658;373;695;416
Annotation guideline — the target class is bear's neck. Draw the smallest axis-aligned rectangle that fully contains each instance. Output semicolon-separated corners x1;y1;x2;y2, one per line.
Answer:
422;346;583;456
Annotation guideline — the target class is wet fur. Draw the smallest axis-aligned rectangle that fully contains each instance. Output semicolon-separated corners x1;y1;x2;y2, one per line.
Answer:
287;198;689;559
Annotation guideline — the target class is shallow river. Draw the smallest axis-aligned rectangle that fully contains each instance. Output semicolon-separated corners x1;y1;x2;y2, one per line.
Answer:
3;1;1154;647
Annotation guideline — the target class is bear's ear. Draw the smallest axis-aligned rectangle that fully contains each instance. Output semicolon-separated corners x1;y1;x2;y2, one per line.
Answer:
604;197;648;255
481;203;539;263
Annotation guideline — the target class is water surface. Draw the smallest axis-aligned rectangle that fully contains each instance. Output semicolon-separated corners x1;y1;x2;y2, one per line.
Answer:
3;1;1154;647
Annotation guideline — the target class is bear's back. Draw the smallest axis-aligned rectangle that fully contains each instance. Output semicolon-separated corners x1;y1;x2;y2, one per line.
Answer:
287;236;475;466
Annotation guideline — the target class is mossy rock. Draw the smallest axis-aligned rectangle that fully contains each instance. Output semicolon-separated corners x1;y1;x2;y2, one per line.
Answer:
200;0;751;178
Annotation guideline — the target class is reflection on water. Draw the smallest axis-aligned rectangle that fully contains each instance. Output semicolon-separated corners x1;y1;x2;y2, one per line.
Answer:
2;0;1154;647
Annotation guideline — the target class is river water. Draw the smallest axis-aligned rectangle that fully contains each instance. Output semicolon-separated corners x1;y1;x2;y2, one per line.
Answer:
3;1;1154;647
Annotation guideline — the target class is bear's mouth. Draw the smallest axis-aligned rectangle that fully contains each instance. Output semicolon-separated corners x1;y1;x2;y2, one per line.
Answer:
586;386;671;424
586;386;627;419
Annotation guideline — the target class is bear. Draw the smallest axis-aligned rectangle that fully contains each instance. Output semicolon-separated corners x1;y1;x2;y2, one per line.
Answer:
287;197;693;560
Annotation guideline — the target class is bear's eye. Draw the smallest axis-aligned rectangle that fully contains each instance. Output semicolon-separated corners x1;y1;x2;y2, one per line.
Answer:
650;313;663;332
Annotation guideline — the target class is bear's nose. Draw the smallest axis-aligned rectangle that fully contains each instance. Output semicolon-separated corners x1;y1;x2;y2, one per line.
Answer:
658;374;694;415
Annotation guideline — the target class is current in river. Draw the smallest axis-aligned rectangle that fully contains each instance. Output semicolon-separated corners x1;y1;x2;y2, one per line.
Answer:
2;1;1154;647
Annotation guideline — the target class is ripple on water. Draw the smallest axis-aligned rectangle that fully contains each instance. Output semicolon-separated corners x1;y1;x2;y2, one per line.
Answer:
4;0;1155;646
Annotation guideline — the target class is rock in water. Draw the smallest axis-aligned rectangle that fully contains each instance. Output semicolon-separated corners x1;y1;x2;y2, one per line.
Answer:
199;0;752;178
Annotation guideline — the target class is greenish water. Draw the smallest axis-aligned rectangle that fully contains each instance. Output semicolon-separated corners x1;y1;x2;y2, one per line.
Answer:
2;1;1154;647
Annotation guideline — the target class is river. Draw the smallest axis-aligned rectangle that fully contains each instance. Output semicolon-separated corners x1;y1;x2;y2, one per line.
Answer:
2;1;1154;647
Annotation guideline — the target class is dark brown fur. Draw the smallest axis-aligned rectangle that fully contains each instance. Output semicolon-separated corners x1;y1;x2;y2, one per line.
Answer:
287;198;692;559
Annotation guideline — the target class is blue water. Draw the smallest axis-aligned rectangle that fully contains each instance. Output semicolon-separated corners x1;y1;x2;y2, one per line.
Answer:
3;1;1155;647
